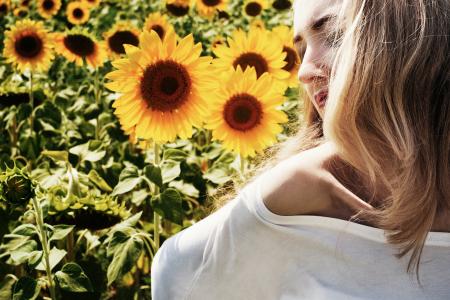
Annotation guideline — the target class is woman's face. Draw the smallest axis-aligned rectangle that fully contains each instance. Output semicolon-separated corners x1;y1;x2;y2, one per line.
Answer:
293;0;343;118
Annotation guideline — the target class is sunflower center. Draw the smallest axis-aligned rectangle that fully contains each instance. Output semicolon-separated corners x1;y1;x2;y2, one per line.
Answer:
202;0;220;7
73;7;84;19
0;3;7;13
272;0;291;10
282;46;298;72
166;3;189;16
108;31;139;54
43;0;54;10
224;93;262;131
63;34;95;57
150;25;165;40
14;34;43;59
245;2;262;16
140;60;192;112
233;52;268;78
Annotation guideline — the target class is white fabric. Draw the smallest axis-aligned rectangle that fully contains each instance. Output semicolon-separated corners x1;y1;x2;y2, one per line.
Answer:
151;171;450;300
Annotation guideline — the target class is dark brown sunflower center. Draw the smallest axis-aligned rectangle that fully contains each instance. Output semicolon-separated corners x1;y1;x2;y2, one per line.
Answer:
63;34;95;57
224;93;262;131
14;34;43;59
140;60;192;112
272;0;291;10
245;2;262;16
21;0;29;6
43;0;54;10
150;25;165;39
0;3;8;13
166;3;189;16
73;7;84;19
233;52;268;78
282;46;298;72
212;39;223;47
108;31;139;54
202;0;220;7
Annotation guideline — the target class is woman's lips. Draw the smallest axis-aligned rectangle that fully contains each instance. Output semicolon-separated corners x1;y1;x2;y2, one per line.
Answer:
314;91;328;108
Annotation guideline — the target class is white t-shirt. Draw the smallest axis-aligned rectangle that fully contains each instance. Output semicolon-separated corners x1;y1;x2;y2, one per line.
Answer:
151;171;450;300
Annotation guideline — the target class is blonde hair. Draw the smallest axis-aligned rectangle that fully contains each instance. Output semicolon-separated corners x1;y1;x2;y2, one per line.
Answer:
324;0;450;284
208;0;449;286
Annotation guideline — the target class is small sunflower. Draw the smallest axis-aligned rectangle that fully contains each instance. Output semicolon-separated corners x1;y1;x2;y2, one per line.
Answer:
166;0;190;17
103;21;140;59
19;0;30;7
272;0;291;10
37;0;61;19
66;1;89;25
243;0;267;17
143;12;175;41
13;6;27;17
54;28;106;68
81;0;100;9
105;30;215;143
272;25;300;87
195;0;228;19
213;27;289;89
3;19;55;72
205;67;288;158
0;0;10;15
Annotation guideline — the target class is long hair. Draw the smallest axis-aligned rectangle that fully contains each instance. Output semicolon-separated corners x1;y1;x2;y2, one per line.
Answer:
323;0;450;283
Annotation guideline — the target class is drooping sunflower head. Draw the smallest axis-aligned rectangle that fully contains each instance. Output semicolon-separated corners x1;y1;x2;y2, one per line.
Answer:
37;0;61;19
81;0;100;9
2;19;55;72
66;1;89;25
243;0;267;17
195;0;228;19
205;67;288;158
105;30;216;143
213;27;289;89
54;28;106;68
103;21;140;59
143;12;175;41
0;0;10;15
165;0;190;17
272;25;300;87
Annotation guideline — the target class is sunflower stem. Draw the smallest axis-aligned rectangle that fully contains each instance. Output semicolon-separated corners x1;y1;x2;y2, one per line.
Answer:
239;154;246;182
153;142;161;251
31;196;57;300
28;71;34;133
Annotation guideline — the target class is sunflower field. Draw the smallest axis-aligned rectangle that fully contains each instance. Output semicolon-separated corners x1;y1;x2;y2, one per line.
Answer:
0;0;303;298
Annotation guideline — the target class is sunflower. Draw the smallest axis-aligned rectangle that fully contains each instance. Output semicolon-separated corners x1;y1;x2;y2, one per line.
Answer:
81;0;100;9
66;1;89;25
166;0;190;17
213;27;289;89
211;35;225;50
19;0;30;7
272;25;300;87
143;12;175;41
0;0;10;15
3;19;55;72
105;30;215;143
37;0;61;19
13;6;27;17
243;0;267;17
103;21;140;59
272;0;291;10
205;67;288;158
54;28;106;68
195;0;228;19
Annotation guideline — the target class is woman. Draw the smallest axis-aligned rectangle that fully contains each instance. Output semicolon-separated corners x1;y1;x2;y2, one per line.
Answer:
151;0;450;298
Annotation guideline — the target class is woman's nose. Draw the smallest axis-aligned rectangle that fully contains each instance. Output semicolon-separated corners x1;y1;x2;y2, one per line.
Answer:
297;47;327;84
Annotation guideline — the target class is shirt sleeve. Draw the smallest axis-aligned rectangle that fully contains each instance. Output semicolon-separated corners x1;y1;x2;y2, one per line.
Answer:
150;189;245;300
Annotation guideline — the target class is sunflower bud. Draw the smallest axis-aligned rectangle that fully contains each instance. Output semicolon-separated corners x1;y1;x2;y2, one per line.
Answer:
0;165;35;206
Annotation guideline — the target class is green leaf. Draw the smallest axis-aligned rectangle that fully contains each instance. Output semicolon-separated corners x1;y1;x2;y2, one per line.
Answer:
35;247;66;272
10;240;38;265
204;166;232;185
161;160;181;184
0;274;17;300
111;167;142;196
27;251;43;270
151;188;184;225
144;164;163;188
162;149;188;161
107;231;129;257
88;169;113;192
55;263;93;293
107;236;143;286
69;141;106;163
41;150;69;162
49;225;74;242
12;277;40;300
10;224;37;237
